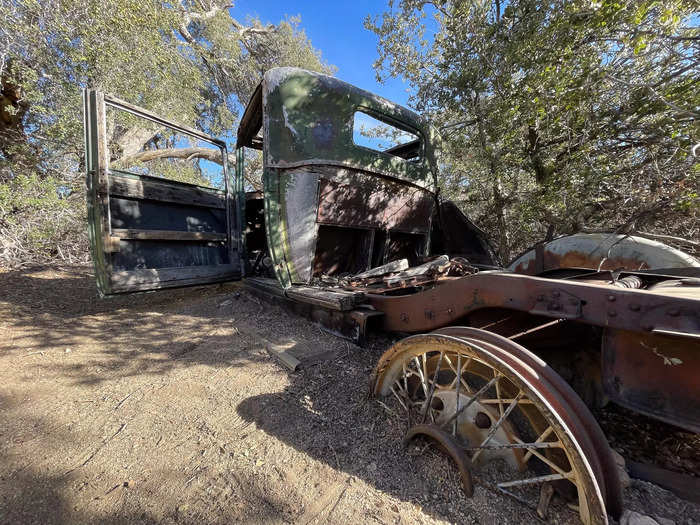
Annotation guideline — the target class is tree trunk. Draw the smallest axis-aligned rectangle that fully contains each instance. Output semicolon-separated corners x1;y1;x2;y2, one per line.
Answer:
473;92;509;263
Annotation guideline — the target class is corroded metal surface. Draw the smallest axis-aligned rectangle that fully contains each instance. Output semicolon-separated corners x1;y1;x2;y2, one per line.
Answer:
262;67;438;189
509;233;700;275
602;280;700;432
316;172;433;232
364;268;700;435
364;271;700;335
433;327;623;518
89;68;700;525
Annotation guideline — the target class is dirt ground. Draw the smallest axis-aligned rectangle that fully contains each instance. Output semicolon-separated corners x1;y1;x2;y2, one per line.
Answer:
1;265;698;525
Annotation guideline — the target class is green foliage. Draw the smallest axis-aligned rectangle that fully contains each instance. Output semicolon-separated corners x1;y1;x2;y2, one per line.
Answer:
0;172;87;263
0;0;333;266
367;0;699;261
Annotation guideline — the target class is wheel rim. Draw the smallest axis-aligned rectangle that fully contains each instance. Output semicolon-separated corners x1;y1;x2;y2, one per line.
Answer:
433;326;622;520
372;333;609;525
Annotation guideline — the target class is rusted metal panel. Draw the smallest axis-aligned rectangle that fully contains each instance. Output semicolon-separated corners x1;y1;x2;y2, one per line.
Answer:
509;233;700;275
244;277;382;345
601;280;700;432
434;201;497;266
257;68;438;287
317;175;433;233
602;328;700;432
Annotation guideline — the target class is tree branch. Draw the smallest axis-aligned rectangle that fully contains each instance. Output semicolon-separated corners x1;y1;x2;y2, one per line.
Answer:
636;231;700;249
115;147;222;167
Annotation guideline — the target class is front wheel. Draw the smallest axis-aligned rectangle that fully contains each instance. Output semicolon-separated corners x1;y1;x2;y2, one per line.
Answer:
371;328;621;524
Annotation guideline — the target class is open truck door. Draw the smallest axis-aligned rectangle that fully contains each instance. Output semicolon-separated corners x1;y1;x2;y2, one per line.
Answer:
83;90;242;295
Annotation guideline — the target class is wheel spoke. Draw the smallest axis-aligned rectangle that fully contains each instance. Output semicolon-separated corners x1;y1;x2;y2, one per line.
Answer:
522;426;555;462
494;368;504;417
497;472;572;489
420;351;444;424
463;441;562;451
517;439;570;477
453;352;462;436
372;332;612;525
413;356;430;400
390;385;408;411
471;391;523;462
477;398;535;405
439;374;500;430
444;354;473;394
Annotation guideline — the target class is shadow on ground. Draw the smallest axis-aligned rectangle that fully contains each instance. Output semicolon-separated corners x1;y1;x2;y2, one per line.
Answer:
2;265;698;525
1;265;267;386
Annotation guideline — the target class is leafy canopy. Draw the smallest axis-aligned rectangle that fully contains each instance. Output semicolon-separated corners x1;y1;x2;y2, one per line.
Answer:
0;0;333;265
366;0;699;261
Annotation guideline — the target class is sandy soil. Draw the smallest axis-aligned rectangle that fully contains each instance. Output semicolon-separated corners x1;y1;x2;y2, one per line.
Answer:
0;265;697;525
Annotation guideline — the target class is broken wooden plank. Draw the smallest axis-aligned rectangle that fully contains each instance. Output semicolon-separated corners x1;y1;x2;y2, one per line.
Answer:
286;286;364;311
351;258;409;280
266;340;302;371
112;229;226;242
109;173;225;209
382;255;450;286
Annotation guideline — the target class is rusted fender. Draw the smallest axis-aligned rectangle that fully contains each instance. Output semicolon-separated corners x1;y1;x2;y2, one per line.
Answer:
508;233;700;275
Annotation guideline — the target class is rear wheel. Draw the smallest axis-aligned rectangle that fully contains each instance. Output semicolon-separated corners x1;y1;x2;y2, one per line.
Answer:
371;329;620;525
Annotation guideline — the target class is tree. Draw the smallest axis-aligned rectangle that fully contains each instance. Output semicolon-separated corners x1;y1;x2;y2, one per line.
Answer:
366;0;699;262
0;0;333;265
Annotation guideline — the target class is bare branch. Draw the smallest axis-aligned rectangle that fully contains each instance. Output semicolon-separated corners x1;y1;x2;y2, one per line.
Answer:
608;75;700;119
635;231;700;249
115;147;223;167
178;2;233;43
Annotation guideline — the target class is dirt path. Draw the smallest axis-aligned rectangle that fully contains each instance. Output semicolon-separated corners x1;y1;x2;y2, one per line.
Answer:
0;265;696;524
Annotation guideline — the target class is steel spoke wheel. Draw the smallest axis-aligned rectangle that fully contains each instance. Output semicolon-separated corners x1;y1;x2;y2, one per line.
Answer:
371;329;620;525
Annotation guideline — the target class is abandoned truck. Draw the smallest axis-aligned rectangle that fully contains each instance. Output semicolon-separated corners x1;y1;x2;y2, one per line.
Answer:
83;67;700;525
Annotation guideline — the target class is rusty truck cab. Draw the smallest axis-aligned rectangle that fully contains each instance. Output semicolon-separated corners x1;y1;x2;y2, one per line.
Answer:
235;67;494;286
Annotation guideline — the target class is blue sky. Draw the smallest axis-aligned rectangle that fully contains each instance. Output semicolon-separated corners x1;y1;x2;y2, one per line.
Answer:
229;1;415;108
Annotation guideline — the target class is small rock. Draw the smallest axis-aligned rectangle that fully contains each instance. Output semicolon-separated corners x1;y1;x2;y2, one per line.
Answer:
64;348;71;353
123;480;134;488
611;449;631;489
620;510;660;525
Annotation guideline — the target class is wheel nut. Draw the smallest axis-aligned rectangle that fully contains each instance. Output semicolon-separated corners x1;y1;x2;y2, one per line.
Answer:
475;412;491;429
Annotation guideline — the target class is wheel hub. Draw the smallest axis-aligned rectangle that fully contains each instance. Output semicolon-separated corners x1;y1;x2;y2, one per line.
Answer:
432;390;524;470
